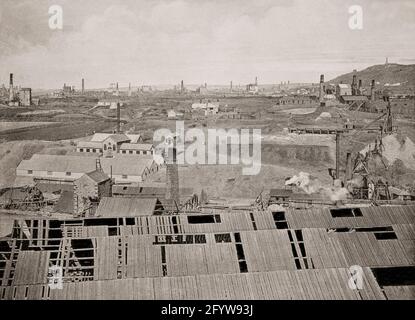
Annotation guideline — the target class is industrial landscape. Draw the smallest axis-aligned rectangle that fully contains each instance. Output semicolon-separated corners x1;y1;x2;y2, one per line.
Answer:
0;0;414;302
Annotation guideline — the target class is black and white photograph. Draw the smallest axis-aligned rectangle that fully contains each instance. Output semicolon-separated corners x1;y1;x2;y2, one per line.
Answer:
0;0;414;305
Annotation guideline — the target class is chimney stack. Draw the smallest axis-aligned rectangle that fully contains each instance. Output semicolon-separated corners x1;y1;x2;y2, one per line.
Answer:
370;80;375;100
352;74;357;95
319;74;325;106
345;152;353;182
358;79;362;95
230;81;233;93
165;136;180;212
81;78;85;94
9;73;14;102
255;77;258;86
180;80;184;94
116;103;121;133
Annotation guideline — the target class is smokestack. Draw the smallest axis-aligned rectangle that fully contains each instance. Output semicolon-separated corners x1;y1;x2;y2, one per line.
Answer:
180;80;184;94
345;152;353;182
370;80;375;100
204;82;207;89
81;78;85;94
165;136;180;212
335;133;341;180
9;73;14;102
352;74;357;95
319;74;325;106
116;103;121;133
230;81;233;93
128;83;131;97
358;79;362;95
255;77;258;86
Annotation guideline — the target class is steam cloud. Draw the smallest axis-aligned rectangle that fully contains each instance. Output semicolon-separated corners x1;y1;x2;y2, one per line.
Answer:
285;171;350;201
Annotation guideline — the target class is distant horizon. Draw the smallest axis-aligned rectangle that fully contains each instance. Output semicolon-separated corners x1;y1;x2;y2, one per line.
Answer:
4;60;413;91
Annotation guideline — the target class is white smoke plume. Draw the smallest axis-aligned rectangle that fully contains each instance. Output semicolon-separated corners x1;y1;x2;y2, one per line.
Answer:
285;172;350;201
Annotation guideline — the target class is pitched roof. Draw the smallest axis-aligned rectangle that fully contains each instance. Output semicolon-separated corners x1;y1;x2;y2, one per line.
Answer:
17;154;155;177
104;134;130;143
269;188;293;197
341;95;369;101
84;170;110;183
96;197;160;217
119;143;153;151
76;141;103;149
90;133;141;143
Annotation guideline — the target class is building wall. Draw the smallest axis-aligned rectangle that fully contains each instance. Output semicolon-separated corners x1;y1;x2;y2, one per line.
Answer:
17;169;83;182
73;176;112;215
17;169;143;184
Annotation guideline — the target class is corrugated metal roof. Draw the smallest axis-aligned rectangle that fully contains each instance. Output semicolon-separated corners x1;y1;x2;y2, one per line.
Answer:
96;197;160;217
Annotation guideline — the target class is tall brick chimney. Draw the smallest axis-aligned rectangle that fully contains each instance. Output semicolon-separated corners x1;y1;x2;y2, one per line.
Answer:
358;79;362;95
116;103;121;133
351;74;357;95
9;73;14;102
370;80;375;100
81;78;85;94
319;74;325;106
165;136;179;212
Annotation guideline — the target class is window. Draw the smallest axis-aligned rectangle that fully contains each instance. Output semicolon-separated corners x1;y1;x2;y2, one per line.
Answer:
122;150;126;154
129;150;133;154
122;175;128;179
330;208;363;218
135;151;139;154
86;148;90;152
79;148;84;152
47;171;52;175
66;172;71;176
27;170;33;174
104;144;107;150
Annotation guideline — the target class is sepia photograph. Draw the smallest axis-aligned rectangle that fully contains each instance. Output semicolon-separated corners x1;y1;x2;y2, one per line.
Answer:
0;0;414;306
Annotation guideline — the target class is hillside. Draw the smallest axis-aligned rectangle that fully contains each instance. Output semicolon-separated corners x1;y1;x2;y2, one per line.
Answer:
329;63;415;92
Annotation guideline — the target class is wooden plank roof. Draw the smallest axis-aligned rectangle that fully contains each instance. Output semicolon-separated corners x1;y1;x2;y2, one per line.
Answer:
1;267;385;300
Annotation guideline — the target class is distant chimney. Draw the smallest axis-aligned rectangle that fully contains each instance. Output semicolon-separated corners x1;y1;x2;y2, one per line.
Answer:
230;81;233;93
255;77;258;86
180;80;184;94
204;82;207;89
370;80;375;100
358;79;362;95
9;73;14;102
128;83;131;97
81;78;85;94
116;103;121;133
319;74;325;106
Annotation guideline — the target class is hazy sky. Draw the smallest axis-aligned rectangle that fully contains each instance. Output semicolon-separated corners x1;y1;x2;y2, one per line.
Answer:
0;0;414;89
